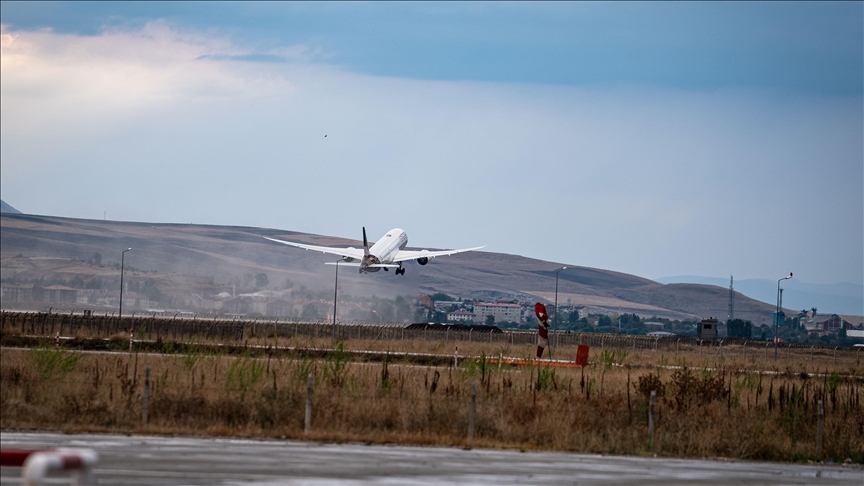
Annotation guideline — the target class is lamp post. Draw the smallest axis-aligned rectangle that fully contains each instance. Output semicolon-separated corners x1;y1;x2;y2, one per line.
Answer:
332;259;340;339
119;248;132;334
553;266;568;351
775;272;792;361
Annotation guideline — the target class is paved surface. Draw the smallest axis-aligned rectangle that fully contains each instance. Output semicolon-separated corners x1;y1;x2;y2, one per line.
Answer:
1;432;861;485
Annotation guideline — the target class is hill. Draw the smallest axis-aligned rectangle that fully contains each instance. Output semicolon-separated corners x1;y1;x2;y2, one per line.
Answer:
0;200;22;214
0;213;782;323
656;275;863;317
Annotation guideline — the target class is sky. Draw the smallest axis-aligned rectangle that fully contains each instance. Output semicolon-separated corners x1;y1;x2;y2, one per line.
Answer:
1;2;862;287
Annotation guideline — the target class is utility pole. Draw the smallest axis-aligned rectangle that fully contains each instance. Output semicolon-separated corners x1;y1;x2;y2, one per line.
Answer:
728;275;735;321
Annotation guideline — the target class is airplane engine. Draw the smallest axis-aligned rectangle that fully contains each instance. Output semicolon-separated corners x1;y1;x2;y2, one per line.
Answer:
416;257;429;266
343;248;356;263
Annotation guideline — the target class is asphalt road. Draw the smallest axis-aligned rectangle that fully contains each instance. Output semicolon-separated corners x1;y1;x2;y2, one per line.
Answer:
1;432;861;485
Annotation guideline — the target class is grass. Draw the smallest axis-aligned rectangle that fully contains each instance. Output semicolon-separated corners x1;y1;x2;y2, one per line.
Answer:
1;337;862;463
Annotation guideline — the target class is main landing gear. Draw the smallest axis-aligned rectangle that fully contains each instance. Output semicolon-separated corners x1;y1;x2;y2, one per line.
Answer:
396;267;406;276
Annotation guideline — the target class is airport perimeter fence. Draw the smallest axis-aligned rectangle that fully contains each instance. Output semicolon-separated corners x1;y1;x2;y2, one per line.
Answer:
1;311;858;356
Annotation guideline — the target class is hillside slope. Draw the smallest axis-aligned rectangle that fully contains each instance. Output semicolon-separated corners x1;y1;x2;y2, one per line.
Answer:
1;213;780;322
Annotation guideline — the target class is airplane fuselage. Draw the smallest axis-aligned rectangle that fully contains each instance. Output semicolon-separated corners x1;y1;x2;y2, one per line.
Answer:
361;228;408;272
263;226;482;276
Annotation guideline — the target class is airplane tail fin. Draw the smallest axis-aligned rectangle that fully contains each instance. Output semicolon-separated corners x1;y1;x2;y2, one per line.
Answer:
362;227;370;256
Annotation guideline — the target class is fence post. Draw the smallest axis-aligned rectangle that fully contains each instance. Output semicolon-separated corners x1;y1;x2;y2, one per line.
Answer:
816;399;824;457
129;328;134;353
304;373;313;434
142;366;150;426
649;390;656;450
468;381;476;442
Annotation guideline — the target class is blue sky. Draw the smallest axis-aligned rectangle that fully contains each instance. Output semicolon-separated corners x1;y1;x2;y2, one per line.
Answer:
1;2;862;290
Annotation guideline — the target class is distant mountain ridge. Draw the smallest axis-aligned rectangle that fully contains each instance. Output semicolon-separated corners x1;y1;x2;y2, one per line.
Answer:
0;200;21;214
655;276;863;316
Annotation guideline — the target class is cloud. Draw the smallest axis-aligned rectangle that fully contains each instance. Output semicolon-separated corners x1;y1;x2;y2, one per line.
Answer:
1;23;861;286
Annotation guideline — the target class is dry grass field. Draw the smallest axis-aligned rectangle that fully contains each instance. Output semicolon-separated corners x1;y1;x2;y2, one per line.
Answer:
2;332;862;463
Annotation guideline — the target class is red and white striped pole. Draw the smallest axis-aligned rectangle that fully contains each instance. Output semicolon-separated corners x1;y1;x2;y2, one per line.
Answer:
535;303;550;359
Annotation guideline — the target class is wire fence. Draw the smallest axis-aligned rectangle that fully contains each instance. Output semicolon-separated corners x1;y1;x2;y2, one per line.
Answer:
1;310;858;355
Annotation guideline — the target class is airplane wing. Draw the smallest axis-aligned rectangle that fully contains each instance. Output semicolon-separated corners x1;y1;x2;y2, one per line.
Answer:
391;246;485;263
263;236;365;261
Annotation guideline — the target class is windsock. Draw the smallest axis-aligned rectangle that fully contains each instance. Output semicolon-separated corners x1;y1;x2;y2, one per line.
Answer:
534;303;550;358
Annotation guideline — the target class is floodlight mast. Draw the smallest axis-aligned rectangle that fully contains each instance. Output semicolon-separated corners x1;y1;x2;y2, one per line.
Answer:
774;272;792;361
553;266;568;354
119;248;132;333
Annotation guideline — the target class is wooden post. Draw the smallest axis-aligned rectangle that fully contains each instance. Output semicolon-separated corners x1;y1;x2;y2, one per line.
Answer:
142;366;150;426
816;399;824;457
649;390;656;450
468;381;476;442
305;373;313;434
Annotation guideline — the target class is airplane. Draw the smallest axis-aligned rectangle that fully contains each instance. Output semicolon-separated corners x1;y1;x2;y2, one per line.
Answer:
264;227;484;275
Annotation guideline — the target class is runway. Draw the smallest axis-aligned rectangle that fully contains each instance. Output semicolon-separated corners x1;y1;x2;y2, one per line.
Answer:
1;432;861;485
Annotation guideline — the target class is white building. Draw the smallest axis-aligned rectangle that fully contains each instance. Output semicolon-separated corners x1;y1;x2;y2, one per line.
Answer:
447;310;476;322
474;302;521;324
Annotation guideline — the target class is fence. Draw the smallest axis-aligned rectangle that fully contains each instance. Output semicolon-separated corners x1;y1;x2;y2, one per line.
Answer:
0;311;858;355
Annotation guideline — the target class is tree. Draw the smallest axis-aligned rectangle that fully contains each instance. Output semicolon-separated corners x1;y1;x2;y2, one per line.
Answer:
301;303;322;318
727;319;753;339
255;273;269;288
428;292;455;303
485;315;495;326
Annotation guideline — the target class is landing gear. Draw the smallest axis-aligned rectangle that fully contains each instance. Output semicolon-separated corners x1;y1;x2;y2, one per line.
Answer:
396;267;406;276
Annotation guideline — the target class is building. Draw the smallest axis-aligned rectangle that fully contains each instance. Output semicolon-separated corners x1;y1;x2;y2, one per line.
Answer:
699;318;718;340
447;310;475;322
473;302;521;324
644;322;665;332
0;284;33;303
805;314;854;333
41;285;78;303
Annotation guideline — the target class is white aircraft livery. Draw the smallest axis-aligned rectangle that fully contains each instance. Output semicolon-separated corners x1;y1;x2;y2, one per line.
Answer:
264;227;484;275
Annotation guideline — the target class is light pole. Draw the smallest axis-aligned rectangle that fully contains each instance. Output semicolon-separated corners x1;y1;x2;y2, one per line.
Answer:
553;266;568;352
775;272;792;361
332;259;340;339
119;248;132;333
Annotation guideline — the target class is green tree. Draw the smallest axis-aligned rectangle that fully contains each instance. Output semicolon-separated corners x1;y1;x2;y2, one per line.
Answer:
485;315;495;326
31;284;45;302
727;318;753;339
254;273;269;288
428;292;455;303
